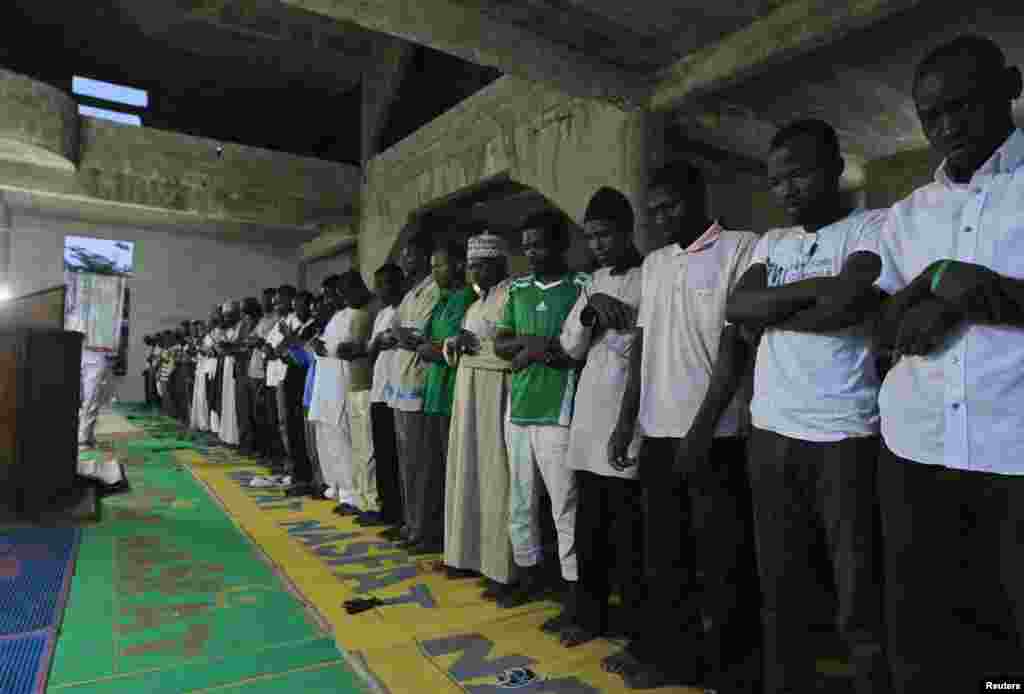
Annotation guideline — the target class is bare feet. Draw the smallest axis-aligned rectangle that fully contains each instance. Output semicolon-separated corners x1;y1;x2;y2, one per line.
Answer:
558;625;596;648
602;649;639;675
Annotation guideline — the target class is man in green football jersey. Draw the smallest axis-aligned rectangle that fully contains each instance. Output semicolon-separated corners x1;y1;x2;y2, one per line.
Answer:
495;210;588;612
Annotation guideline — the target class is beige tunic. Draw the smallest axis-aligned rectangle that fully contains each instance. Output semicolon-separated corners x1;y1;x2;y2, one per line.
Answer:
387;275;440;412
443;279;517;583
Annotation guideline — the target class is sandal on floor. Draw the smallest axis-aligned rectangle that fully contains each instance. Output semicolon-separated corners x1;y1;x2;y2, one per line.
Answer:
344;597;384;614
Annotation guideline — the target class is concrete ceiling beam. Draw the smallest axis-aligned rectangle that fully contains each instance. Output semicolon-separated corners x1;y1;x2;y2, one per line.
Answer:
299;223;358;262
650;0;926;113
281;0;650;109
362;36;416;164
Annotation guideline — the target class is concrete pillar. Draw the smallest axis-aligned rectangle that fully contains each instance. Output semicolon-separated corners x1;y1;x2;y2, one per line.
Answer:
638;112;665;254
0;193;11;299
361;37;415;167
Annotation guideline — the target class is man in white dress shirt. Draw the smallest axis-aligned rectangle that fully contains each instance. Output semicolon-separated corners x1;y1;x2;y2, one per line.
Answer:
607;162;761;692
865;36;1024;692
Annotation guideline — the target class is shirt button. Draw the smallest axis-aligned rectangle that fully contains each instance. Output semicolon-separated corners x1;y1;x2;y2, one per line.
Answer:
952;356;960;365
952;402;961;410
963;226;973;233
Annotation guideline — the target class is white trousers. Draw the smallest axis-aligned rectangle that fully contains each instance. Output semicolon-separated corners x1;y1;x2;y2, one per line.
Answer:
79;350;114;445
348;390;377;512
506;422;577;581
316;416;355;506
77;350;123;484
190;362;210;431
218;356;239;445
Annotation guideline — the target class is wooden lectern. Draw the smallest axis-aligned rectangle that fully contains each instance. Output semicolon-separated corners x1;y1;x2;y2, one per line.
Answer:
0;286;86;517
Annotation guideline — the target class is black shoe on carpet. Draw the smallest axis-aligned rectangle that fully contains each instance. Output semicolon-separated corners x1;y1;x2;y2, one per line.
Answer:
541;608;575;634
445;567;477;580
96;477;132;497
496;569;545;609
408;543;442;556
620;662;700;691
284;483;313;497
542;582;578;632
481;580;516;601
378;527;404;541
333;503;360;516
356;511;389;526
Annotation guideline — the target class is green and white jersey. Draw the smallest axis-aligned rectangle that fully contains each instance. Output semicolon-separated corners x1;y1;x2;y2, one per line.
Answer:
497;272;590;426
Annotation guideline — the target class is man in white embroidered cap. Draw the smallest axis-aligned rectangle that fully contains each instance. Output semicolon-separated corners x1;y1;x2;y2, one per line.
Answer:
444;229;518;591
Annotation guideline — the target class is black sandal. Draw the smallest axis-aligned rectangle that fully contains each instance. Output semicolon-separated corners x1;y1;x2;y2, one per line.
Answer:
344;597;384;614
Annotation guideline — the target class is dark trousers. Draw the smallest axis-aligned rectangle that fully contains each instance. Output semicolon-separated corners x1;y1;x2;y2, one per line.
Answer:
144;368;157;406
263;385;285;462
161;371;177;418
281;365;311;483
412;413;450;546
573;470;645;639
232;361;252;450
879;443;1024;694
239;377;267;456
177;364;193;423
371;403;403;524
633;436;762;691
748;428;887;694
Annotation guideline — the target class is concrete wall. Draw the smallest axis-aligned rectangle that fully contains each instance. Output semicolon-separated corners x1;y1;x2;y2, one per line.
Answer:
305;248;353;291
8;212;300;402
358;75;649;283
864;148;942;209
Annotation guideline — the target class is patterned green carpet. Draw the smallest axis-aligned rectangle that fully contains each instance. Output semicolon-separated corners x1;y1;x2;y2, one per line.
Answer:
48;406;367;694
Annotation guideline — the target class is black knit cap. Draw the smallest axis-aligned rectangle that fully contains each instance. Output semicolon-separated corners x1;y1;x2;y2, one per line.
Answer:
584;187;634;232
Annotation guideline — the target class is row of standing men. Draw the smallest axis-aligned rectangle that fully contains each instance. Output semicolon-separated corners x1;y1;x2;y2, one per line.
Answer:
143;33;1024;694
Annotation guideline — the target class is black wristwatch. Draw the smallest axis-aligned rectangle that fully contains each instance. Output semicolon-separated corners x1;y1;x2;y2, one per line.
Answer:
580;305;598;328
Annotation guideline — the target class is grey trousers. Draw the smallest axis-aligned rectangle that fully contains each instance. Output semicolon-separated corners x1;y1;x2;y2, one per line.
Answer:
394;410;449;545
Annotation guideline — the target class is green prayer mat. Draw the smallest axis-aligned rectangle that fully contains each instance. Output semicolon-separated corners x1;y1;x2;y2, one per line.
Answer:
50;422;366;694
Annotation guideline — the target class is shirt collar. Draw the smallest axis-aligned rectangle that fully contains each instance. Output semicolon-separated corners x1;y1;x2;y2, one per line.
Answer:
674;221;723;255
935;129;1024;188
533;275;568;290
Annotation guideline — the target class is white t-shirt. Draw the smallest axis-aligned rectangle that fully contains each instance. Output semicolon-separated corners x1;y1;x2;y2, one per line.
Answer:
636;223;758;439
264;312;301;387
749;209;886;441
370;305;400;404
